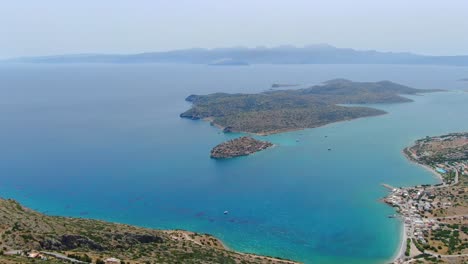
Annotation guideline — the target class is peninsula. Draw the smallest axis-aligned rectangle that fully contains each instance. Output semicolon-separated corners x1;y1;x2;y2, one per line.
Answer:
181;79;439;135
0;198;298;264
385;133;468;264
211;136;273;159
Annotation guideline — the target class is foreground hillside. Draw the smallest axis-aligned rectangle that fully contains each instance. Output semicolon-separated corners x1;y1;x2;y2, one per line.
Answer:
181;79;438;134
0;198;298;264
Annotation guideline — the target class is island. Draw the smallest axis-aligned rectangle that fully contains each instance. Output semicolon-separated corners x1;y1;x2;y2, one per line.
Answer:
181;79;440;135
0;198;298;264
208;58;249;66
210;136;273;159
384;133;467;264
271;83;299;88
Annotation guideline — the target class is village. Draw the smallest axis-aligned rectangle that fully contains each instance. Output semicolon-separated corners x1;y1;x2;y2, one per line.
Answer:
386;133;468;263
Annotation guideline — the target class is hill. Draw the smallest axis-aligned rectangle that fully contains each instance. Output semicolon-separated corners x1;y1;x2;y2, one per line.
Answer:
0;198;298;264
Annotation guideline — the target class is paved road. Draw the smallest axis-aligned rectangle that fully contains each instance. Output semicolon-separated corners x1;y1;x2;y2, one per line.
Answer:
41;252;89;263
425;251;468;258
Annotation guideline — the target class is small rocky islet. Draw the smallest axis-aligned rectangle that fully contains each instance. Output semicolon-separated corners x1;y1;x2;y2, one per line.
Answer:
211;136;273;159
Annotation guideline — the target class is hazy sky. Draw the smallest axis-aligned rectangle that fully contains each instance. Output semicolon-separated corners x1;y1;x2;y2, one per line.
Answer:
1;0;468;58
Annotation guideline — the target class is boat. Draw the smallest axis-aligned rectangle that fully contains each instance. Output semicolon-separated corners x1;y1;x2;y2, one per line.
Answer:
224;210;229;215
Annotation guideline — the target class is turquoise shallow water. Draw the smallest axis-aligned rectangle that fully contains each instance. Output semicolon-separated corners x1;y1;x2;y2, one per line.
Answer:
0;64;468;263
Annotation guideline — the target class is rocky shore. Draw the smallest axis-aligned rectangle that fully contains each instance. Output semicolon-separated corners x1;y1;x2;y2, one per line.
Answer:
0;198;299;264
211;136;273;159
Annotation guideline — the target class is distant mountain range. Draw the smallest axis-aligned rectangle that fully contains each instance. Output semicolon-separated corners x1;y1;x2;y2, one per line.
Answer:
5;44;468;66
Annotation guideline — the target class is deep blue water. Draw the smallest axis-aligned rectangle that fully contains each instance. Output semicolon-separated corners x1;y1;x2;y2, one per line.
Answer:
1;63;468;263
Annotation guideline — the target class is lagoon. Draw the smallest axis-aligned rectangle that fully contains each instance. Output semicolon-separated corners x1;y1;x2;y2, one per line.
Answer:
0;63;467;263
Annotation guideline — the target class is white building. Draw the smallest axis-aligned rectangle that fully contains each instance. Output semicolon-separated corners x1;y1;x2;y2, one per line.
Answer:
105;257;121;264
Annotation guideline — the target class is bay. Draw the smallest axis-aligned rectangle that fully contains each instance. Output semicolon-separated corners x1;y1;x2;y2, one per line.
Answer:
0;63;467;263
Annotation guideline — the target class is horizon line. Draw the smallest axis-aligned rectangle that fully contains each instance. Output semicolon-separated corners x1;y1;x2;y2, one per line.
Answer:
4;44;468;61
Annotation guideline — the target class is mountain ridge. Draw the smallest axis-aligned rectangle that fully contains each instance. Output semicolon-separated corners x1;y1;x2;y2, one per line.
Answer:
5;45;468;66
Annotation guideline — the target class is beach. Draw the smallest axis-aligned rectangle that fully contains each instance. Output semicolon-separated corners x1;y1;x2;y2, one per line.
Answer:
390;222;407;263
403;147;444;182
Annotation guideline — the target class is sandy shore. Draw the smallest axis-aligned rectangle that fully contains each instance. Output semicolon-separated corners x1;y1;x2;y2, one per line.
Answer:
386;148;428;264
418;162;444;182
388;147;444;263
402;147;444;182
390;221;408;263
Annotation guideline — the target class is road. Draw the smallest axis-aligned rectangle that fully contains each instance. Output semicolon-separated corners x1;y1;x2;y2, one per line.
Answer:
41;252;89;263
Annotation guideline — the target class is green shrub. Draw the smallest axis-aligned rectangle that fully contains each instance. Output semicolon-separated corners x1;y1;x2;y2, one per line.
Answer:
405;238;411;256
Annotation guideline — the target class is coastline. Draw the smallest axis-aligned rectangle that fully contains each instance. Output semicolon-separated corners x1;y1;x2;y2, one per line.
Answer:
387;134;468;263
390;222;407;264
163;230;298;263
402;147;444;182
0;198;300;264
388;147;443;264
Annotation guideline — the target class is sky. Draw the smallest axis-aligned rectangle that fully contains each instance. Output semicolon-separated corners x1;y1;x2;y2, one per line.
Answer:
1;0;468;58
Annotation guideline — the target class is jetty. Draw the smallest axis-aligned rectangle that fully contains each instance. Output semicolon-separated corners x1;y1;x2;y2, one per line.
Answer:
381;183;396;190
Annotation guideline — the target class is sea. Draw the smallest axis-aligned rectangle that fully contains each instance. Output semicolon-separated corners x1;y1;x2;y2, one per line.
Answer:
0;63;467;264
